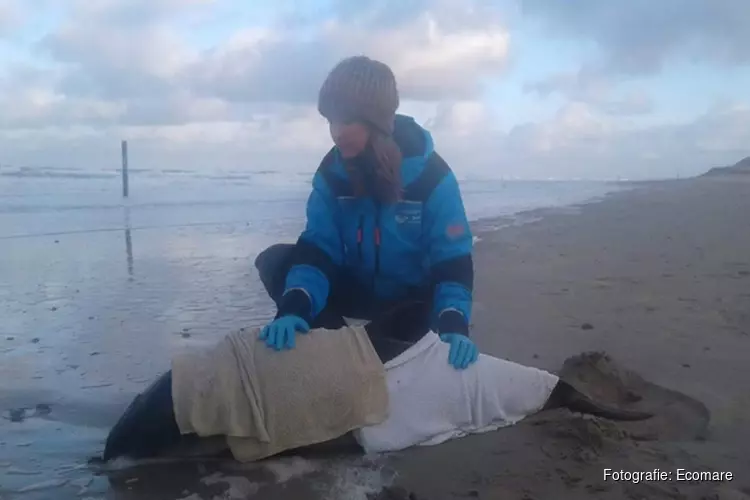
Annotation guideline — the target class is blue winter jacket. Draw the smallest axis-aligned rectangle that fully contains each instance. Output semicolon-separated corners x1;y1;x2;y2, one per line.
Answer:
278;114;474;336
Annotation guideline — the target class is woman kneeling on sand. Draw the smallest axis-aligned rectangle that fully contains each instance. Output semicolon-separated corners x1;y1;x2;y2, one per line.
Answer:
254;55;478;370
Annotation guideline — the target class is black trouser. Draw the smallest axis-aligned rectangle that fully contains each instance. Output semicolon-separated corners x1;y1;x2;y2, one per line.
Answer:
254;243;432;343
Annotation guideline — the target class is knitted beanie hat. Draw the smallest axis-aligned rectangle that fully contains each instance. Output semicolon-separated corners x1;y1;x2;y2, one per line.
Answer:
317;56;400;135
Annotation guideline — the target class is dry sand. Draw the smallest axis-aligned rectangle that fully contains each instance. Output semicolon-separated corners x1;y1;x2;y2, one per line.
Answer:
4;176;749;499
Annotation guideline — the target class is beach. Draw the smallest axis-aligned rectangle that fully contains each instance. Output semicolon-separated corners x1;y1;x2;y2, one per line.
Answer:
388;176;750;499
1;174;749;499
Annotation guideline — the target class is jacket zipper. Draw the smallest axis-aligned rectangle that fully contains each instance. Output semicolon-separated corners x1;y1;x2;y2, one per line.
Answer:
357;215;364;263
372;203;382;294
356;208;382;294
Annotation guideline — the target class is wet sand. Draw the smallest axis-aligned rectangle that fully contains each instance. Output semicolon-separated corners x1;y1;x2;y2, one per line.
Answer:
2;176;750;499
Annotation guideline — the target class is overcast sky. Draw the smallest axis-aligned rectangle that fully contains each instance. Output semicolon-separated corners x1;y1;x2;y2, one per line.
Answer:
1;0;749;179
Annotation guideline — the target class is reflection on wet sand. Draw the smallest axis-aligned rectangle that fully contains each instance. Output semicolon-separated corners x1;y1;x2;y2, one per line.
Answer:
124;206;134;277
0;209;282;499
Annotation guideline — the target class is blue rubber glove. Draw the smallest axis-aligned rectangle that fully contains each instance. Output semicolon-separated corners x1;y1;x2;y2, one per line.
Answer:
439;333;479;370
259;315;310;351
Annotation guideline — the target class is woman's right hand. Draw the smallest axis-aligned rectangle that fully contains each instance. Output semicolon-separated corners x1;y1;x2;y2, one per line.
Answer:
259;315;310;351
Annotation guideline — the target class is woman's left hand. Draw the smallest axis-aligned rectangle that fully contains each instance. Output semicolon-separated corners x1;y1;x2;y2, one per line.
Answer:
439;333;479;370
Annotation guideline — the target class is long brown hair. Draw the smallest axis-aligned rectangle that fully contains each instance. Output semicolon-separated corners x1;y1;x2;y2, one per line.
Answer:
345;129;403;204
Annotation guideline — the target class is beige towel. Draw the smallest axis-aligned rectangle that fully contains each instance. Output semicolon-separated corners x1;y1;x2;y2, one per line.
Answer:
171;325;389;462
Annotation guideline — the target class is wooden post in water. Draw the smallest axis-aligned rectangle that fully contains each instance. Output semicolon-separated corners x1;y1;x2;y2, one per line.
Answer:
121;140;129;198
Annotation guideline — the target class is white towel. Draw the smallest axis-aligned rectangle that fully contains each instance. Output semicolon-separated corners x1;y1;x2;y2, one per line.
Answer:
352;332;559;453
172;325;389;462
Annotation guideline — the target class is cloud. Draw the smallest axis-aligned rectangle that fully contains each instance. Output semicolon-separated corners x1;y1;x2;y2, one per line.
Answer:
37;0;206;101
34;0;511;106
510;0;750;174
521;0;750;74
3;94;749;180
488;101;750;179
186;0;510;103
1;0;750;180
523;66;654;116
0;0;517;174
0;0;21;36
7;0;509;134
518;1;750;116
53;0;214;27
